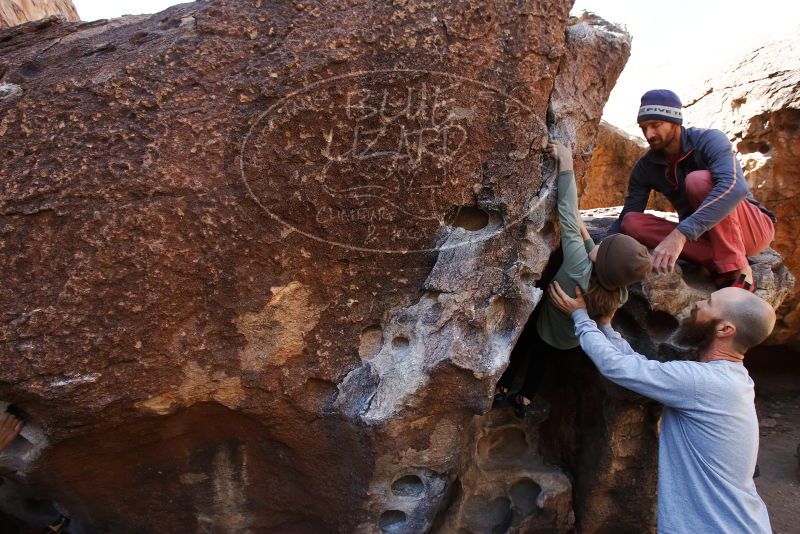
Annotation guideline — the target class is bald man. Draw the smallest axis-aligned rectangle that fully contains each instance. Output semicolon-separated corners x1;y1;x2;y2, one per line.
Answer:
549;283;775;534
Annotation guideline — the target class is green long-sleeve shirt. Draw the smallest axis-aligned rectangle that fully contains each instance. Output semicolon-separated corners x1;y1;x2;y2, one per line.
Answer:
536;170;626;350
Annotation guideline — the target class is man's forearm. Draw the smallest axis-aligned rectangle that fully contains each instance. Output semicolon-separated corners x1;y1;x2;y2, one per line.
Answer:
578;214;591;241
676;131;748;240
571;309;695;408
572;309;641;379
676;183;747;240
597;322;638;356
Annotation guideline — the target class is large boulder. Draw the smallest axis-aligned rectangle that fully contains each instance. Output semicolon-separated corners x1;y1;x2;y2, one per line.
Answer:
0;1;636;532
0;0;78;28
684;37;800;347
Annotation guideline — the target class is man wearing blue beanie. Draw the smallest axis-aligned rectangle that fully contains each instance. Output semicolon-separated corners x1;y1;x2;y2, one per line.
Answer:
608;89;776;291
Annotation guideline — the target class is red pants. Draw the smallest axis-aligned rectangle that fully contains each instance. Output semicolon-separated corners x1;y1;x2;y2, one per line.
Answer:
621;171;774;273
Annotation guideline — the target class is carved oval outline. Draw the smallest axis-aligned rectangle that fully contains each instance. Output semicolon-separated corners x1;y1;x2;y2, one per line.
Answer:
239;68;547;254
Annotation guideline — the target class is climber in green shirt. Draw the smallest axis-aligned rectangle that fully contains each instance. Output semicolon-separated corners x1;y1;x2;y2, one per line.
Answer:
495;140;653;417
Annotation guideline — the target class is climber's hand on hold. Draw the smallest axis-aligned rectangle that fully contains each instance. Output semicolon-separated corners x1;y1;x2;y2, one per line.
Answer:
549;282;586;315
0;412;23;453
545;139;573;172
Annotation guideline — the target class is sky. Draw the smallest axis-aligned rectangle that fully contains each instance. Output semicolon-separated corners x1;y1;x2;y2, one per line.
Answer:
71;1;185;21
571;0;800;134
72;0;800;135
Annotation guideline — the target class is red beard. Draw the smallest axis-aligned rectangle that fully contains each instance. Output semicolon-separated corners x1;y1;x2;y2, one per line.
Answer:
675;314;720;357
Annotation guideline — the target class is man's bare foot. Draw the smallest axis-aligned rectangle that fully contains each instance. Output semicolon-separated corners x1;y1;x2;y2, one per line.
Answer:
0;413;23;453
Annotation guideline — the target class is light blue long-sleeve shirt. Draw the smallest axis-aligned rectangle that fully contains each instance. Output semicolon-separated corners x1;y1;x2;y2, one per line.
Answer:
571;308;771;534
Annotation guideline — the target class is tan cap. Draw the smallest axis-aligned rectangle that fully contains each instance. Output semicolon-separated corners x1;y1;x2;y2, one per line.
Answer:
595;234;653;290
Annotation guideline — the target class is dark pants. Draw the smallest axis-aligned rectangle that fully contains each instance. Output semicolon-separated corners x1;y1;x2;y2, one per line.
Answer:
498;320;585;399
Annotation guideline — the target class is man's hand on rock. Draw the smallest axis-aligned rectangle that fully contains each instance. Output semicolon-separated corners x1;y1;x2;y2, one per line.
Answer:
652;228;687;274
549;282;586;315
0;412;23;453
545;139;573;172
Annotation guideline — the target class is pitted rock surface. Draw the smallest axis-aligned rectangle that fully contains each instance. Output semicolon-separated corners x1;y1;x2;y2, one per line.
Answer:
0;1;635;532
548;14;630;183
437;406;573;533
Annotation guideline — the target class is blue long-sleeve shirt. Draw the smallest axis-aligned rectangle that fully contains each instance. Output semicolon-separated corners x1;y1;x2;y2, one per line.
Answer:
571;308;772;534
608;127;776;240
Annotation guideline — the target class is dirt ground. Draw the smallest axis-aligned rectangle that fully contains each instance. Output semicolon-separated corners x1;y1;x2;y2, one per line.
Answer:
749;350;800;534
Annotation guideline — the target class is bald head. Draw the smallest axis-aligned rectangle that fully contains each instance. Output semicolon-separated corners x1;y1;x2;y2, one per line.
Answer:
715;287;776;353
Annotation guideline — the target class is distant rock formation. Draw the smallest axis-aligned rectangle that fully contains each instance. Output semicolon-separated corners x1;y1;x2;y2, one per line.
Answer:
0;0;78;28
685;37;800;347
0;1;638;532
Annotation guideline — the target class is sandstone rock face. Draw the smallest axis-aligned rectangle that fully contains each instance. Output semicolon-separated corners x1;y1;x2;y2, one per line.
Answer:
436;407;574;533
0;1;636;532
548;14;630;183
684;37;800;347
0;0;78;28
579;121;671;212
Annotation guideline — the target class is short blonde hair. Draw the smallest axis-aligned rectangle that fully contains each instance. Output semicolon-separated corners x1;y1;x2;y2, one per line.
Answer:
585;272;621;320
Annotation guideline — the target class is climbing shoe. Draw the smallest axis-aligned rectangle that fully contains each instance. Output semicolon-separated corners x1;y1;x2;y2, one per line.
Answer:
492;386;509;407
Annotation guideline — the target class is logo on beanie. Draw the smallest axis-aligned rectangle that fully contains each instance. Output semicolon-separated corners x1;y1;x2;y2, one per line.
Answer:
638;105;682;121
637;89;683;125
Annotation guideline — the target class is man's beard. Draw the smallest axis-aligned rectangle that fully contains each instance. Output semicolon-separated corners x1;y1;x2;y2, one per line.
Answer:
674;314;720;357
647;127;677;151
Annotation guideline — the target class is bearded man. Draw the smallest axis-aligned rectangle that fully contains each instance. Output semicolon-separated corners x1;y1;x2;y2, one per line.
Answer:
549;281;775;534
609;89;776;292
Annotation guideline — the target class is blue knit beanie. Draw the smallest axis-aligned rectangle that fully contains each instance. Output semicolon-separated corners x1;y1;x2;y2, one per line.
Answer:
637;89;683;125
